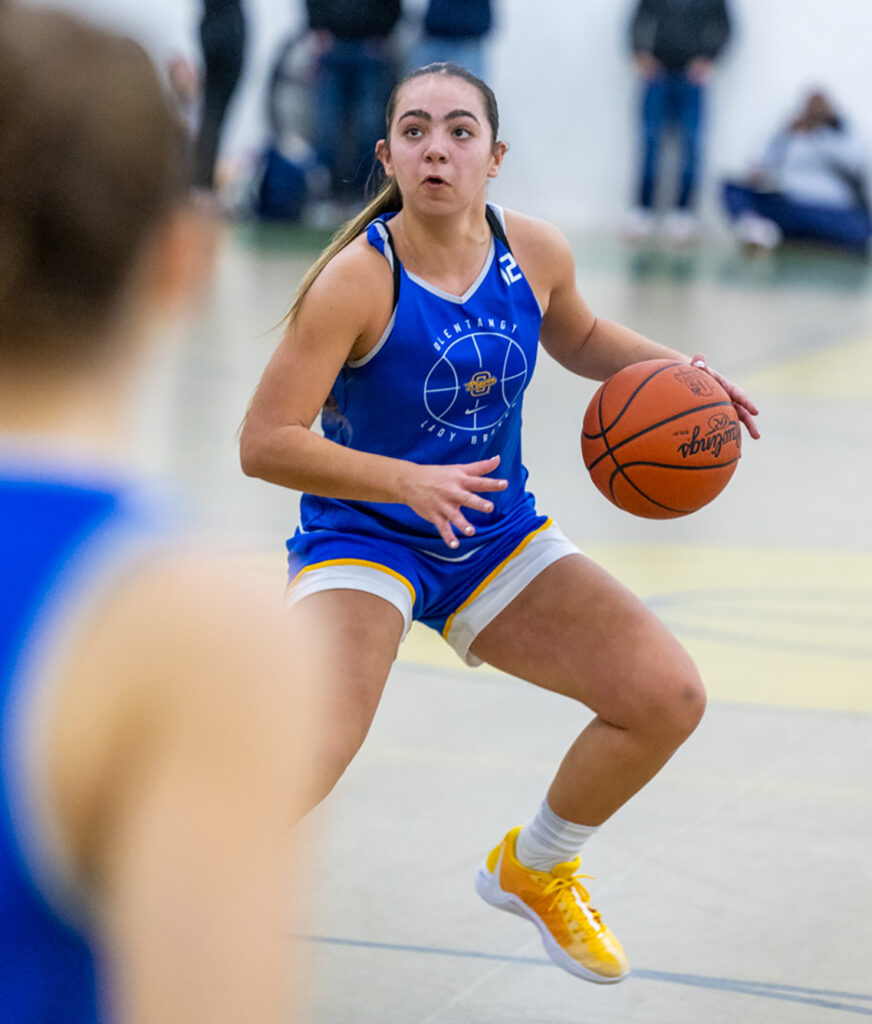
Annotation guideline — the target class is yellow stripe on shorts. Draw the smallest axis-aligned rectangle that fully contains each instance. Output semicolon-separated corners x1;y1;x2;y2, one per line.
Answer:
289;558;417;606
442;518;553;640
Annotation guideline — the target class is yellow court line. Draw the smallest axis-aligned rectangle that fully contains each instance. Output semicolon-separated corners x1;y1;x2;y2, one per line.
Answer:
586;543;872;713
745;330;872;399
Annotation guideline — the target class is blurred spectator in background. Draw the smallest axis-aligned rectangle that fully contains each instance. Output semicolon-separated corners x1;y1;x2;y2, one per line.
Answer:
722;90;872;254
410;0;493;80
624;0;731;244
193;0;247;192
307;0;402;207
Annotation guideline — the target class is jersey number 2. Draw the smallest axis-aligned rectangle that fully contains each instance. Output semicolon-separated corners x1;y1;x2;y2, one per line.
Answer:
499;253;523;285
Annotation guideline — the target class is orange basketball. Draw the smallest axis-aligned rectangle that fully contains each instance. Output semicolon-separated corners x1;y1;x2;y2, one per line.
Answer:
581;359;741;519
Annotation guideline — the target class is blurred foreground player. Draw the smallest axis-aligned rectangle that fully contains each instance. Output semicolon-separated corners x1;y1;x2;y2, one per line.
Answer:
0;6;318;1022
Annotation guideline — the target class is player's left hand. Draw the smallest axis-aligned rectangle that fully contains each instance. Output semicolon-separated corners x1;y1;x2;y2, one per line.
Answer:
691;354;761;439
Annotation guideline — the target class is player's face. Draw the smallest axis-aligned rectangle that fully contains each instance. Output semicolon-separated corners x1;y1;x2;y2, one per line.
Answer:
377;75;506;212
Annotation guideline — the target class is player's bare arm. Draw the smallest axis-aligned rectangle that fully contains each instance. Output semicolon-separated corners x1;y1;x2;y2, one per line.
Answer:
505;210;686;377
505;211;759;435
240;236;396;492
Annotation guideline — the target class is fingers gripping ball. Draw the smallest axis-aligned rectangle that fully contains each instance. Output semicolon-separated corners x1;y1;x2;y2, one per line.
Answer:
581;359;741;519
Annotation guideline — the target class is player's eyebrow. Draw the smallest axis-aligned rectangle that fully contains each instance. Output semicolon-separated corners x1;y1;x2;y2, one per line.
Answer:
444;109;480;123
398;108;481;124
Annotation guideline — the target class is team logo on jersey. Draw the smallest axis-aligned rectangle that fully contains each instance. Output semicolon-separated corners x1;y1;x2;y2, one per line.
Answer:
465;370;498;397
423;330;529;439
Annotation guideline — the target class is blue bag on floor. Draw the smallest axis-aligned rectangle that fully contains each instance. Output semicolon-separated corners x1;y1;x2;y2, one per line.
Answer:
254;145;308;222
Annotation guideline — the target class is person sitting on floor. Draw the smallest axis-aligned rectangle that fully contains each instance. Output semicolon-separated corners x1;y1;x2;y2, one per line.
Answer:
722;89;872;253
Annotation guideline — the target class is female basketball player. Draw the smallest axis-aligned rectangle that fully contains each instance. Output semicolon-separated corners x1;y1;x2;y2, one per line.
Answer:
241;62;759;983
0;6;318;1022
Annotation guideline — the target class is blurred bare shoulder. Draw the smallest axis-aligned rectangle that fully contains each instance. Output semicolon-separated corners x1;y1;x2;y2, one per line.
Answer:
46;548;321;884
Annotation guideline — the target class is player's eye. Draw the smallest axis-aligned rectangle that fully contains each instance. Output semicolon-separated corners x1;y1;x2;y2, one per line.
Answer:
453;126;472;138
403;125;423;137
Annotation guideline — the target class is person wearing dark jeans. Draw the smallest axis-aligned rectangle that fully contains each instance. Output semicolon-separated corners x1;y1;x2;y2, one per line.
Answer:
625;0;731;244
313;37;395;199
723;184;872;253
410;0;493;80
639;73;702;211
306;0;401;203
194;0;246;191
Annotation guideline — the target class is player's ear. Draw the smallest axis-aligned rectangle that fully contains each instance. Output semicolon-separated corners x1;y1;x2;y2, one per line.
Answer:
376;138;393;177
488;140;508;179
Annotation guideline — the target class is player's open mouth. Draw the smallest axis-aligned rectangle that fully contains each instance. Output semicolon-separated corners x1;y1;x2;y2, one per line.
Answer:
424;175;448;186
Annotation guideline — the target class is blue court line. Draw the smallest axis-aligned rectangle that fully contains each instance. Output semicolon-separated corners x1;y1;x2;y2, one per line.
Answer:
301;935;872;1016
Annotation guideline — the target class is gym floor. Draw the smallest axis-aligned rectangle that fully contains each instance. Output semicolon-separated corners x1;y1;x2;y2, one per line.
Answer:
138;223;872;1023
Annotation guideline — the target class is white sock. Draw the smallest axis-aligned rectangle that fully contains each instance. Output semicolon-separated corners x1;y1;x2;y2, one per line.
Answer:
514;799;599;872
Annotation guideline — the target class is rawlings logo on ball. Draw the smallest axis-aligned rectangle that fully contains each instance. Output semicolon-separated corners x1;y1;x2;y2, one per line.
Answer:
676;418;741;460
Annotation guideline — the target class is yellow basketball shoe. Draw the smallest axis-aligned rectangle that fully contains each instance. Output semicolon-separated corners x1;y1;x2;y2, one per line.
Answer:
474;826;629;983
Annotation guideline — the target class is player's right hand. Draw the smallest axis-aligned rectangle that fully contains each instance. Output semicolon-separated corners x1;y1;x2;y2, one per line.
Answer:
401;455;508;549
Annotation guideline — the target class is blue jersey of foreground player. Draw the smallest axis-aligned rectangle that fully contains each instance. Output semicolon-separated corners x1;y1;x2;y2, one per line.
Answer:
0;461;164;1023
299;203;544;556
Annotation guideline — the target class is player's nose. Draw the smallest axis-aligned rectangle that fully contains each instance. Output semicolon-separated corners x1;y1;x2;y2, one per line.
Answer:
423;132;449;162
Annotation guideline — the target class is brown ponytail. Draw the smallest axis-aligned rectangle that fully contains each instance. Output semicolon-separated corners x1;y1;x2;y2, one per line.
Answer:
285;176;402;323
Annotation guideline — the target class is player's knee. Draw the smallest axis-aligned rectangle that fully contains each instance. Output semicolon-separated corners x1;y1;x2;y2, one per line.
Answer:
675;670;706;738
652;661;706;745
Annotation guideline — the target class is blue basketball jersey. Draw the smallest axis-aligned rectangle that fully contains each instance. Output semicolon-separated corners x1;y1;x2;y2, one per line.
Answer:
298;204;544;557
0;457;169;1023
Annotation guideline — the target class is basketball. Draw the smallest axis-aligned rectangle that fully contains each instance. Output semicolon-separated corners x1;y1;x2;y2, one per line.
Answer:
581;359;741;519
